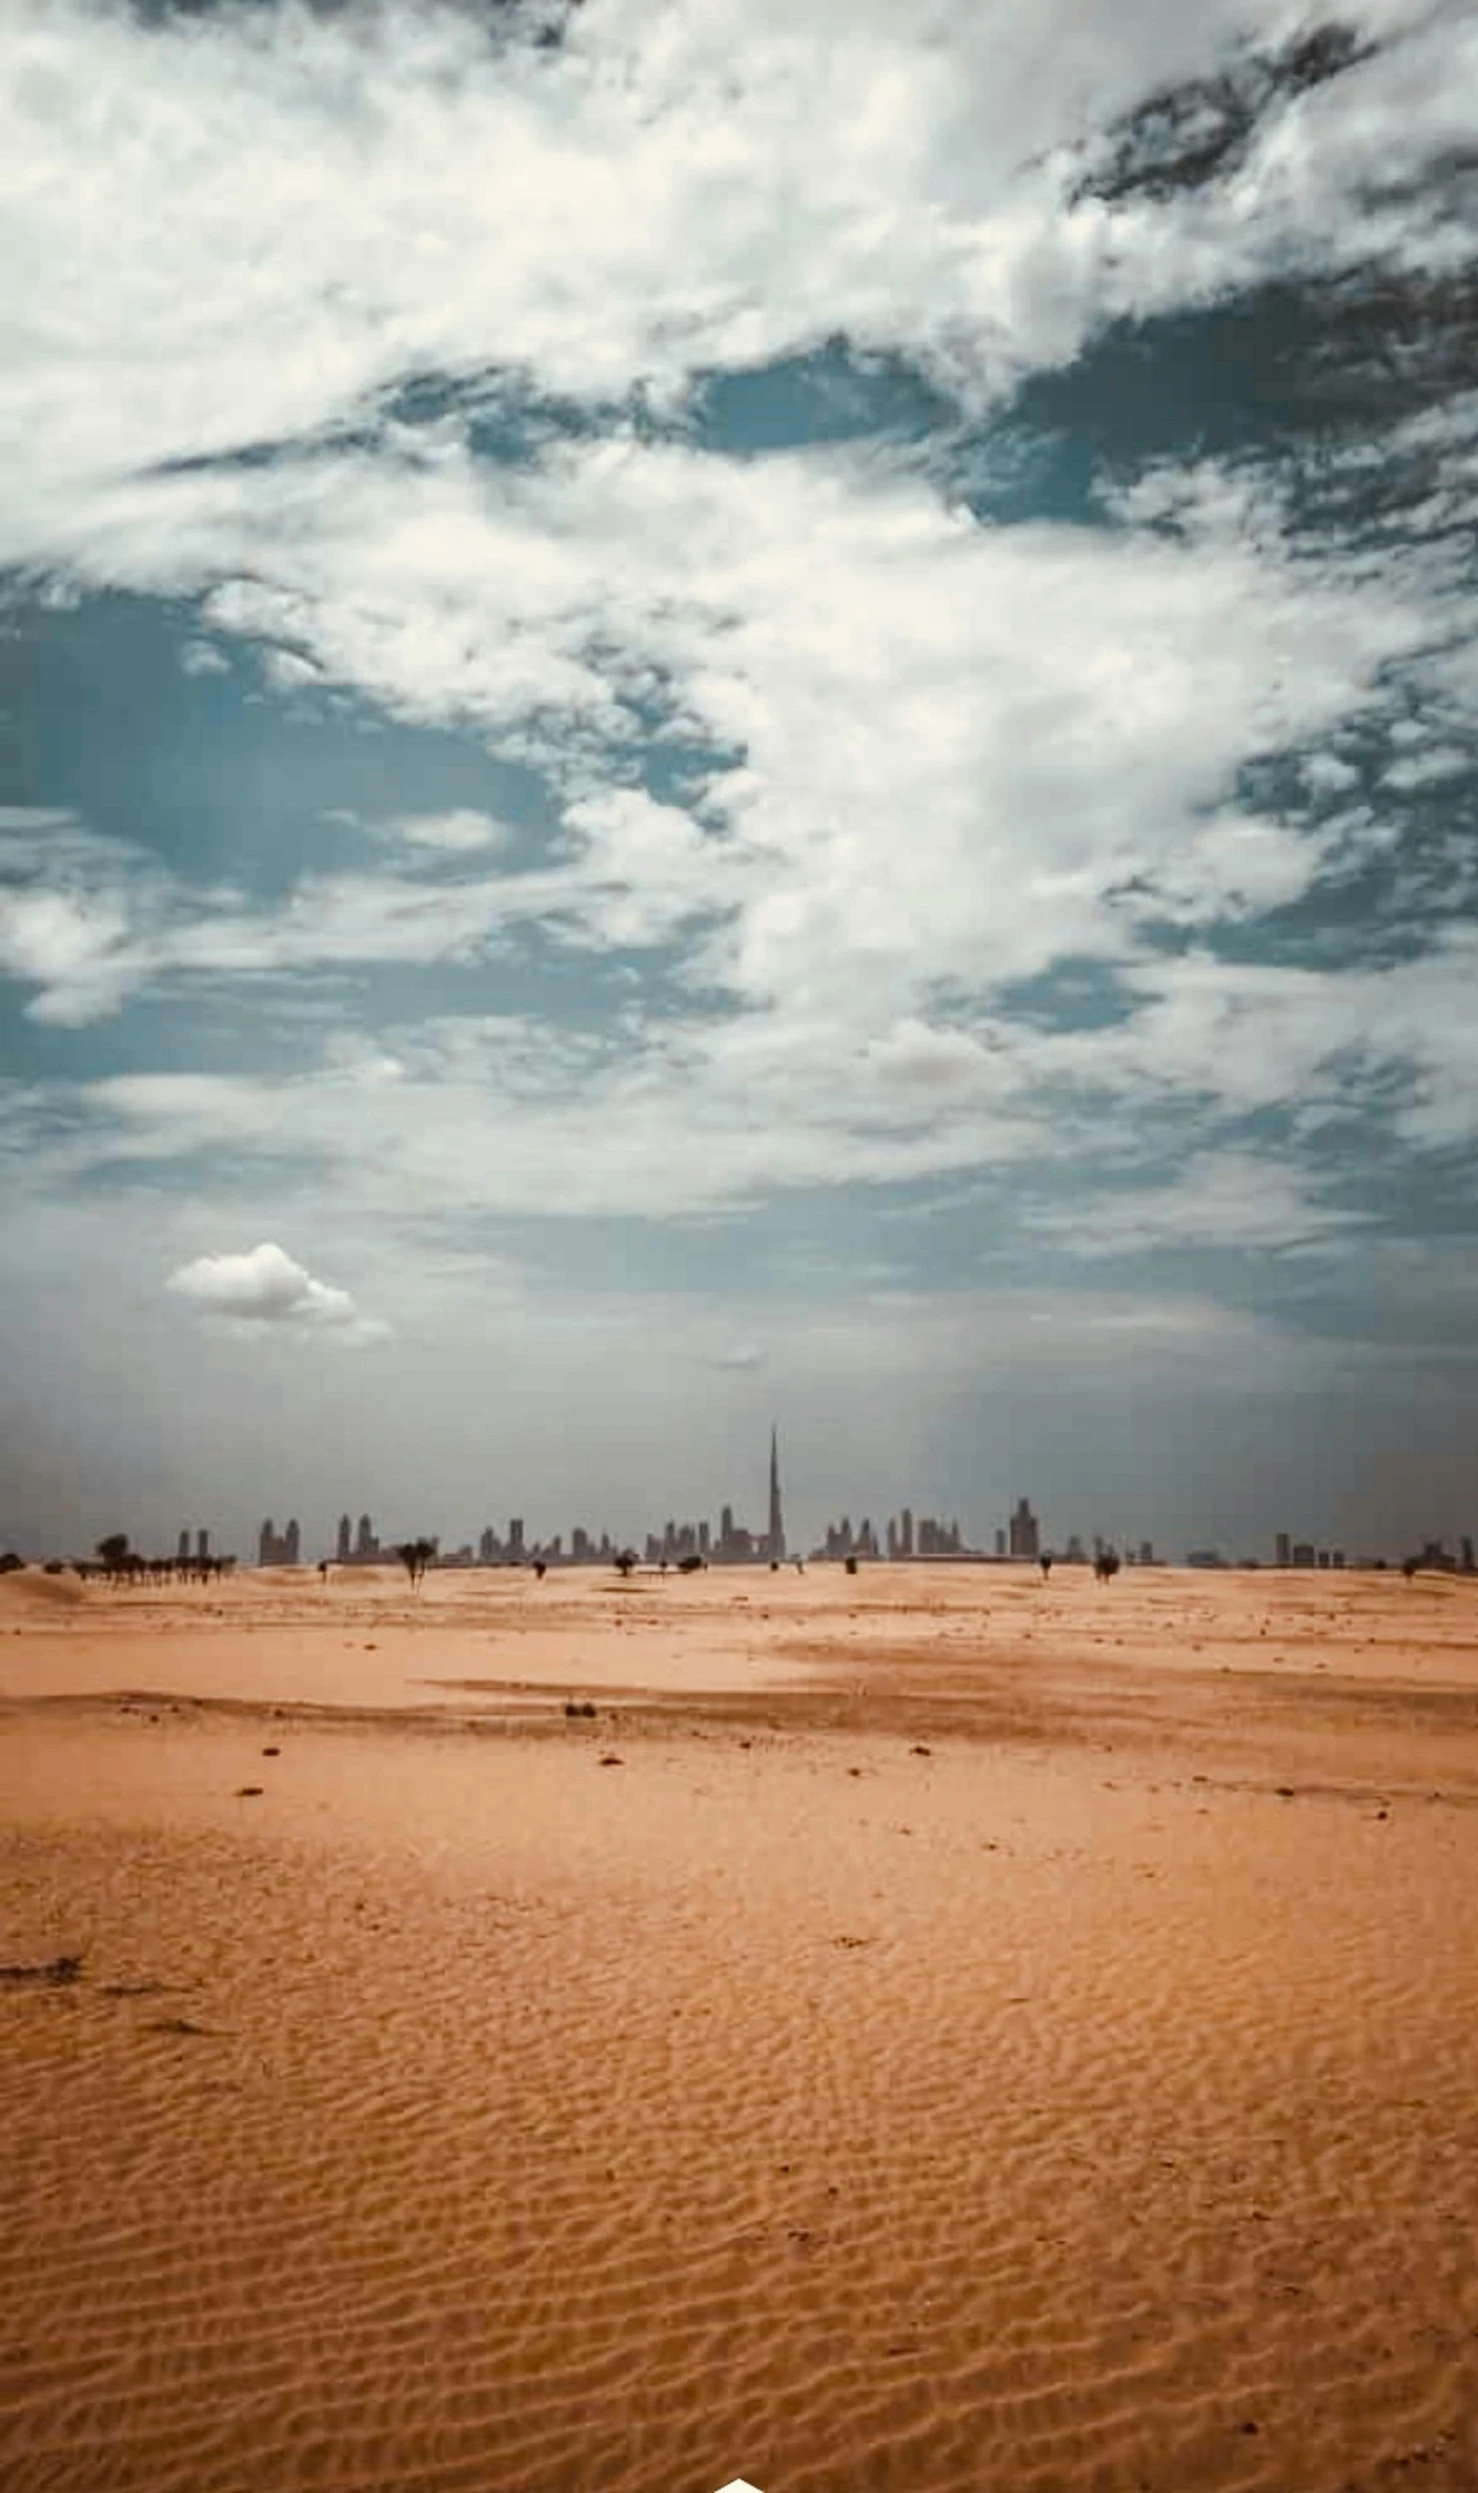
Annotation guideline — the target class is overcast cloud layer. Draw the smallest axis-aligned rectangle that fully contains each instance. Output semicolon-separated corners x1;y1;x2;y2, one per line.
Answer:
2;0;1477;1560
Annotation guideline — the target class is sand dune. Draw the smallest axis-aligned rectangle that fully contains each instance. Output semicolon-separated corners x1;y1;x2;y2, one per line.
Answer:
2;1565;1476;2491
0;1566;89;1611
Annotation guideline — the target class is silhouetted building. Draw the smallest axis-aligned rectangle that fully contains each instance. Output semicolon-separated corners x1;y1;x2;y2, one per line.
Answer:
1008;1498;1040;1562
1292;1542;1316;1568
327;1514;383;1566
177;1528;190;1565
768;1427;786;1563
196;1528;210;1565
994;1527;1006;1558
1275;1531;1291;1567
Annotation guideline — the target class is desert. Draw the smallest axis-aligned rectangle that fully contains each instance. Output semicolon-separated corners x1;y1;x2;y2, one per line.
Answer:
2;1559;1477;2493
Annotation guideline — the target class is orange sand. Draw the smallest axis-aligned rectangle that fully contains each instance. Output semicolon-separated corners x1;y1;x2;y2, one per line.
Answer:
2;1561;1477;2492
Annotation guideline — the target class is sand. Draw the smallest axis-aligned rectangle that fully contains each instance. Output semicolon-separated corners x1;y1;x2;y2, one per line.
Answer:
2;1562;1477;2492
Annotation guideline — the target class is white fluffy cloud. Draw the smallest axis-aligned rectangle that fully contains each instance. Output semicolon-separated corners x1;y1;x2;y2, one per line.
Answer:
0;0;1475;1286
167;1240;383;1339
3;0;1473;578
0;436;1432;1034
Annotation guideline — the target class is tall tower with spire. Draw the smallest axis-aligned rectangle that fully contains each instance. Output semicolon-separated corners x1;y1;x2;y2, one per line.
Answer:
768;1424;786;1563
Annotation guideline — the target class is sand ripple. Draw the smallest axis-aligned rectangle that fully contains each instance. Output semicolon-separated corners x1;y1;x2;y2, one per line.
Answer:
1;1714;1476;2492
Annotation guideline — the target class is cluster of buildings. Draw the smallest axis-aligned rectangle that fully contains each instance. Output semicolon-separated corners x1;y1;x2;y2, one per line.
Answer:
811;1500;1158;1569
333;1514;385;1566
818;1509;969;1560
246;1459;1171;1575
1267;1531;1477;1573
221;1449;1476;1579
337;1429;791;1575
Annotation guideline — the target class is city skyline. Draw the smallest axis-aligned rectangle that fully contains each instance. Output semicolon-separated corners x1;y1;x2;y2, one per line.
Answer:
21;1431;1476;1578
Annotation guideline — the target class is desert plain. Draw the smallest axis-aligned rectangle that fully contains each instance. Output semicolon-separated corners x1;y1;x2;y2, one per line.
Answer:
1;1557;1477;2493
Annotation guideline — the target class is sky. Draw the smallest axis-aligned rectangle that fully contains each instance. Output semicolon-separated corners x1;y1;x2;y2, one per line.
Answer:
2;0;1477;1565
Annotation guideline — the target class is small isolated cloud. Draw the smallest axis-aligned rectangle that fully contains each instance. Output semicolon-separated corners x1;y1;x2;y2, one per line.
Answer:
392;811;512;854
179;639;230;676
166;1240;384;1340
708;1339;764;1371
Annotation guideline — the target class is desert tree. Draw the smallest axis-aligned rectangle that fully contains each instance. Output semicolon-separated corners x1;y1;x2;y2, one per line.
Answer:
96;1533;131;1583
396;1537;437;1589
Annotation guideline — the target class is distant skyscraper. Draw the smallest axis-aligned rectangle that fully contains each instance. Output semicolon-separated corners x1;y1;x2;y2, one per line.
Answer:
258;1518;276;1567
177;1528;190;1564
284;1518;300;1565
337;1513;352;1564
1275;1531;1291;1567
768;1426;786;1562
196;1527;210;1564
1008;1498;1039;1562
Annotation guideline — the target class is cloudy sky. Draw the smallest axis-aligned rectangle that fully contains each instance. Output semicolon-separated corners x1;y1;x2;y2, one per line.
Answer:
3;0;1477;1564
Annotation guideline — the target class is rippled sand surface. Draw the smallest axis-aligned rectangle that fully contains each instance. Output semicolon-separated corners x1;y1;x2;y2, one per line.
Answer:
2;1562;1477;2492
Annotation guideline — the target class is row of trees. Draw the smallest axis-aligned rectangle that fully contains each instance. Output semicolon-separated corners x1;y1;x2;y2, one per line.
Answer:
92;1535;233;1585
